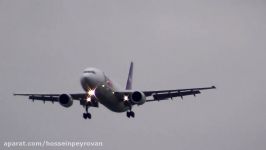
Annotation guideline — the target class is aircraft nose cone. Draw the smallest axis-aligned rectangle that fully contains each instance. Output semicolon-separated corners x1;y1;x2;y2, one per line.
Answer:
81;74;98;91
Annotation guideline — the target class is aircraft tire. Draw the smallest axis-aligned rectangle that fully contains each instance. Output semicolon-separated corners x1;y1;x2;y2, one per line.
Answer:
87;113;91;119
126;112;130;118
130;111;135;118
83;113;87;119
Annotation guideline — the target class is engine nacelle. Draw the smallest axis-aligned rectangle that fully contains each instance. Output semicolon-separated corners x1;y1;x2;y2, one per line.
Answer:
130;91;146;105
59;94;73;108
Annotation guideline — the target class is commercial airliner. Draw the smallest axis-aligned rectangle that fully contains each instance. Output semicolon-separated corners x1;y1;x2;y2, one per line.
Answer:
14;62;216;119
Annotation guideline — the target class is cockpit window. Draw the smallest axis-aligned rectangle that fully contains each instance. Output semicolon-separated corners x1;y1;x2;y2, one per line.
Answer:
83;70;96;74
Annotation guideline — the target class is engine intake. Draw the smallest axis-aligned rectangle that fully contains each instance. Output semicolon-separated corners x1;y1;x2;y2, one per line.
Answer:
59;94;73;107
130;91;146;105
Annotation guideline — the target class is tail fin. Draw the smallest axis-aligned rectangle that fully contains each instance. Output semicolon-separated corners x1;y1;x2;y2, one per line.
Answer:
126;62;134;90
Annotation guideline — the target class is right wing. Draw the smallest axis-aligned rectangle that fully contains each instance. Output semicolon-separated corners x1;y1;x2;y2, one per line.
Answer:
13;93;87;103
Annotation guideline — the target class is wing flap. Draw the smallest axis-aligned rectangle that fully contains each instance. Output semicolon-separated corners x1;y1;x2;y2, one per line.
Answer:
14;94;59;102
152;90;201;100
114;86;215;102
28;95;58;102
143;86;215;97
13;93;87;102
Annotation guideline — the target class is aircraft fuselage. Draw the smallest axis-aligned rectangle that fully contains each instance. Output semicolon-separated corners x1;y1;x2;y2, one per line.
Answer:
80;67;130;112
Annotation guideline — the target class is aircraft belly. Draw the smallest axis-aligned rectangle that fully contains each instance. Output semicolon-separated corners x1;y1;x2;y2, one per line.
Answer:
95;86;129;112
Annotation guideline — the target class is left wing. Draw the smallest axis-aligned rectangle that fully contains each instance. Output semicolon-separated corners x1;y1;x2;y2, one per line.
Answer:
115;86;216;102
145;86;216;102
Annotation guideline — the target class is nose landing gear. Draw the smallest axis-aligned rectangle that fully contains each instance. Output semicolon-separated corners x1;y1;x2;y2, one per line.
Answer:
83;112;91;119
83;105;92;119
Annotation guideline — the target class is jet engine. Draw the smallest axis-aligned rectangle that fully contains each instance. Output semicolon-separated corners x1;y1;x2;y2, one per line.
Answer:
59;94;73;107
130;91;146;105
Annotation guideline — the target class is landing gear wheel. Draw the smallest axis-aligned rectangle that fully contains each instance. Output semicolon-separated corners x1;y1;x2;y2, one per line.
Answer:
126;111;135;118
87;113;91;119
83;113;87;119
127;111;131;118
83;113;91;119
83;105;92;119
130;111;135;118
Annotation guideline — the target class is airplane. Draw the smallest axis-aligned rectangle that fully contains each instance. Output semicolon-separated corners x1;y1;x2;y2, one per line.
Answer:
14;62;216;119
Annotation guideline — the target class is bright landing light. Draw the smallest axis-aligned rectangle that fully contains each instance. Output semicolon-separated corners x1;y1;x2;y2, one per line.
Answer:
124;95;129;101
86;97;91;102
86;89;95;102
88;89;95;96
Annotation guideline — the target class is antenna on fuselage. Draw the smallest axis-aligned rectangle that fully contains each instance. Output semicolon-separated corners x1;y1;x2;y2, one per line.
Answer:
126;61;133;90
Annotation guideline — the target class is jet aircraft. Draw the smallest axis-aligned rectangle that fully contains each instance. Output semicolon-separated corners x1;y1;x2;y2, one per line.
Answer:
14;62;216;119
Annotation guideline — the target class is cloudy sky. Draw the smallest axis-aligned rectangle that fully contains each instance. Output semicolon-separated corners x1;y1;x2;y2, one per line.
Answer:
0;0;265;150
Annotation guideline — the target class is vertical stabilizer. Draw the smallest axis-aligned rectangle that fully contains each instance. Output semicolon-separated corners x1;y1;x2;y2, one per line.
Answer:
126;62;134;90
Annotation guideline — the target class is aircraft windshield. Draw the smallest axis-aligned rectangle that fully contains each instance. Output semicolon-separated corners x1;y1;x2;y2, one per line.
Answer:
83;71;96;74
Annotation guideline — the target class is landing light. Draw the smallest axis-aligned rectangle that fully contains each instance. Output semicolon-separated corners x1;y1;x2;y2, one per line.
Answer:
86;97;91;102
124;95;129;101
88;89;95;96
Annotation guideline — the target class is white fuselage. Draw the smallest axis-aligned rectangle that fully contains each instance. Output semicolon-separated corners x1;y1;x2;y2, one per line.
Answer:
80;68;130;112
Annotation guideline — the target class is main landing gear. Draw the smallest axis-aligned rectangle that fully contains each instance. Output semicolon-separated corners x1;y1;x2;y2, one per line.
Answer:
126;111;135;118
83;105;91;119
124;100;135;118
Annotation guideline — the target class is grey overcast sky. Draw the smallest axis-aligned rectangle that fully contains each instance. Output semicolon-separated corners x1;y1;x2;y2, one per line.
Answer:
0;0;266;150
